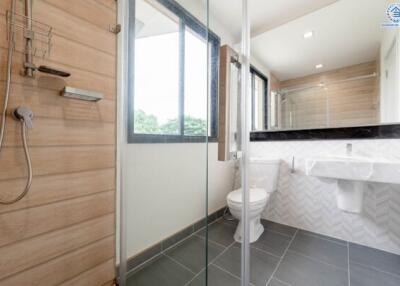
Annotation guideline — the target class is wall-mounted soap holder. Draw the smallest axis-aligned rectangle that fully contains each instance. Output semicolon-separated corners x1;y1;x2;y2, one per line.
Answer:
61;87;103;102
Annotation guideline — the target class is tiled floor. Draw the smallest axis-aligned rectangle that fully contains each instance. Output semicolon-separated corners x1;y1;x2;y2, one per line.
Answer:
127;219;400;286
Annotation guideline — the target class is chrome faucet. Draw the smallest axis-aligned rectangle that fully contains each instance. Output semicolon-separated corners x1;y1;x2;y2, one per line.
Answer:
346;143;353;156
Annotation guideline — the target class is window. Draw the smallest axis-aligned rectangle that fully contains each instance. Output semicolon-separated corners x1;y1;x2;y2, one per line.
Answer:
250;67;268;130
128;0;220;143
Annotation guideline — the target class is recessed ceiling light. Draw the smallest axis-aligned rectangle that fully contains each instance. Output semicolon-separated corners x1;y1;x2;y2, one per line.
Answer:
303;31;314;39
315;64;324;69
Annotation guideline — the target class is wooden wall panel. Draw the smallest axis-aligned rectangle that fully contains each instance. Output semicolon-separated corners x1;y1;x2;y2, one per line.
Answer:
0;215;114;280
0;83;115;122
3;118;114;146
0;146;115;180
1;241;114;286
0;0;116;284
59;259;116;286
0;49;116;98
0;168;115;214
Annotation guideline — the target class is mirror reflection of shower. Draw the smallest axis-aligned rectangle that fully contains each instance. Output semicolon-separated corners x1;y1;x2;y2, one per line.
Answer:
270;72;378;130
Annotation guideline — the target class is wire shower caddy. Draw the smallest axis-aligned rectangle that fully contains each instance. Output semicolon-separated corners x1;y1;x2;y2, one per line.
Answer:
6;9;53;59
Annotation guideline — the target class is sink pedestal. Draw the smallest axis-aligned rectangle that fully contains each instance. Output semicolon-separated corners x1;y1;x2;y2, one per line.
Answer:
306;154;400;213
336;180;364;213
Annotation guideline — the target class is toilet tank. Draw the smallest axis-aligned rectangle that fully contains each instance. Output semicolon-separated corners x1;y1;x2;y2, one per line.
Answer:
249;158;281;193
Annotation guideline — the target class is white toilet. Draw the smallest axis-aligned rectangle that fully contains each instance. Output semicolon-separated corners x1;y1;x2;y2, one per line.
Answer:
227;158;281;243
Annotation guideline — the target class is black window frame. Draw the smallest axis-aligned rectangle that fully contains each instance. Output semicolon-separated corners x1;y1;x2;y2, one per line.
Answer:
250;66;269;130
127;0;221;144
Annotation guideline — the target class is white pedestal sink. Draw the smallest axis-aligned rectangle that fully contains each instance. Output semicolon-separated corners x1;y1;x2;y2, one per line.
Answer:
305;156;400;213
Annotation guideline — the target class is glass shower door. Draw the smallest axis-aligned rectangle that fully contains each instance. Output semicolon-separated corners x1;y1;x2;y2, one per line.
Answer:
117;0;212;285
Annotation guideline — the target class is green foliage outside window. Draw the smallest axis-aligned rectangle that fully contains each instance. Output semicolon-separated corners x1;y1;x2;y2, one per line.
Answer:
134;109;207;136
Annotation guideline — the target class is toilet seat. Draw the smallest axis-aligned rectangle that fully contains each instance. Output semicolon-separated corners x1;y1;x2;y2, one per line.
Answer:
227;188;269;207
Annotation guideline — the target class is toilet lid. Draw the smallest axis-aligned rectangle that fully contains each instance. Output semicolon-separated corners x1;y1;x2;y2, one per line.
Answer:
227;188;268;204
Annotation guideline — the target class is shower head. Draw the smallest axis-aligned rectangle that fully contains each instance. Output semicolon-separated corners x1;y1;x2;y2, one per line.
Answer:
38;65;70;77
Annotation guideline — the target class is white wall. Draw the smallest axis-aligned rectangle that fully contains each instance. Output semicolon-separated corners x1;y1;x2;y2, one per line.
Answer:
252;139;400;255
125;143;234;257
380;28;400;123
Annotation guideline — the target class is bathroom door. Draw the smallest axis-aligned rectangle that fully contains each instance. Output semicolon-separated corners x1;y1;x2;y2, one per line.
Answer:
117;0;213;285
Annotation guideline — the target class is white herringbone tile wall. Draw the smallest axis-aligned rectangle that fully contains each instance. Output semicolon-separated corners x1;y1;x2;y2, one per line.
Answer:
251;139;400;255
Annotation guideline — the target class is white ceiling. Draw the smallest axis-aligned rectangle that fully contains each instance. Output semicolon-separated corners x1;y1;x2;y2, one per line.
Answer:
208;0;339;40
138;0;391;81
251;0;389;80
136;0;179;38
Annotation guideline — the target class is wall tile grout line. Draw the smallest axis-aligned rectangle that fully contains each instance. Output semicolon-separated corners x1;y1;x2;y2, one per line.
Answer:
265;229;299;286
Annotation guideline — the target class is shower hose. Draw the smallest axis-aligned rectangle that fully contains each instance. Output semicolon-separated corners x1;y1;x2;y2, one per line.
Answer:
0;0;33;205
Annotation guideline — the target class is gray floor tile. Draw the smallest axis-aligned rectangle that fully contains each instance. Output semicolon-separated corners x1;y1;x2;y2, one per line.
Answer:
261;220;297;238
274;250;348;286
127;243;162;271
127;254;194;286
297;229;347;246
197;220;236;247
289;231;348;269
219;218;239;228
214;245;280;286
349;242;400;276
187;264;241;286
350;262;400;286
165;235;225;273
252;229;292;257
162;226;194;251
268;278;291;286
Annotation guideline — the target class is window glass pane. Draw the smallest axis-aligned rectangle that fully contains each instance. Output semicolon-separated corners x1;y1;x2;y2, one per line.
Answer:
134;0;180;135
184;29;208;136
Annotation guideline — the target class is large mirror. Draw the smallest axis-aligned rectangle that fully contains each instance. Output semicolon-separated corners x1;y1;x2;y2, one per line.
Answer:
248;0;397;131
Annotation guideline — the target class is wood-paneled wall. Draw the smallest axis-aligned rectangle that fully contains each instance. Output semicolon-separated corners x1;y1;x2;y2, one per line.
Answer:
0;0;116;285
277;61;379;129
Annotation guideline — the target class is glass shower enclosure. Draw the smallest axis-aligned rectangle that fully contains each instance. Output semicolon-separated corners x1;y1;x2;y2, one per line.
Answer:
118;0;220;285
117;0;251;285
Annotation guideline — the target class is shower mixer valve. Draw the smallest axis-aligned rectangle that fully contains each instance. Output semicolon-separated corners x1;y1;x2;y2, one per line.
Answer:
14;107;34;128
